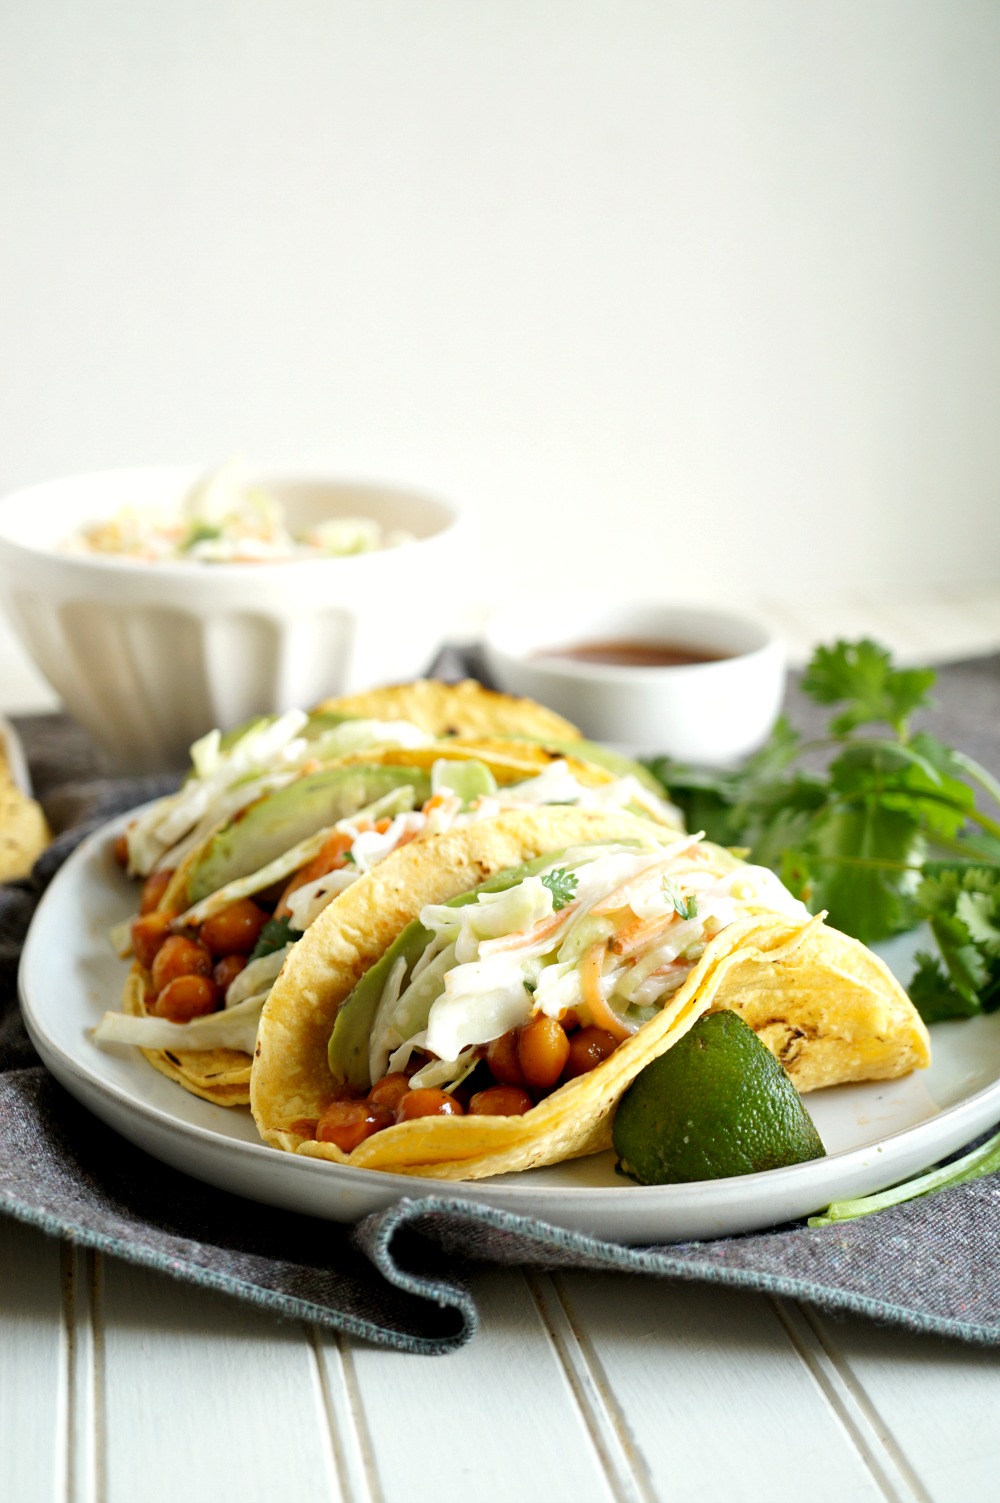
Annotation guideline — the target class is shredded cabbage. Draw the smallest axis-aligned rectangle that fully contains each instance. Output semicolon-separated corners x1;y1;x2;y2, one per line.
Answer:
378;838;808;1086
93;994;265;1054
124;713;430;876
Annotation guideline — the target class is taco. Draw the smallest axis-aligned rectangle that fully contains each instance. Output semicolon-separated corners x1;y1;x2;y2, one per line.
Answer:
250;808;930;1181
97;743;682;1104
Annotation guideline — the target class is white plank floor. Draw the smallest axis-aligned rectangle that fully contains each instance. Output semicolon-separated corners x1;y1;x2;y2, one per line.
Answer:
3;586;1000;1503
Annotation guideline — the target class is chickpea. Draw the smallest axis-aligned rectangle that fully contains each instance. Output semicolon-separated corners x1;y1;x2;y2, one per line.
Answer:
368;1072;413;1112
486;1029;526;1087
150;934;213;994
315;1100;394;1152
199;899;268;957
517;1015;570;1089
139;868;174;915
212;954;247;994
468;1085;533;1117
395;1088;465;1123
152;974;219;1022
130;912;173;970
563;1026;618;1079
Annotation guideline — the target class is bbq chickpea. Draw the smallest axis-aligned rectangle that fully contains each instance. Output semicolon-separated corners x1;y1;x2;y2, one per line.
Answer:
199;899;268;957
213;954;246;994
139;868;174;915
315;1101;394;1152
468;1085;533;1117
152;974;219;1022
518;1015;570;1089
150;934;213;994
130;911;173;970
486;1029;527;1087
368;1073;412;1112
563;1026;618;1079
395;1088;464;1122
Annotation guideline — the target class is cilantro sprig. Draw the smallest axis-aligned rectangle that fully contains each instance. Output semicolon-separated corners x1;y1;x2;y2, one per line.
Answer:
541;867;578;911
646;638;1000;1022
662;878;698;922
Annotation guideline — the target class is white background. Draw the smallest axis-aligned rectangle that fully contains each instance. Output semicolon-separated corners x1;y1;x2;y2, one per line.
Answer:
1;0;999;673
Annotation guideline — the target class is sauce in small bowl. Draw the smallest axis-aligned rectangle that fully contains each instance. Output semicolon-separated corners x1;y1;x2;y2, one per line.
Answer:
535;639;731;669
484;600;785;765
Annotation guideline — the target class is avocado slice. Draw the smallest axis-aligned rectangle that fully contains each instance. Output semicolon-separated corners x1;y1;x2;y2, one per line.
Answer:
328;849;574;1089
185;764;431;904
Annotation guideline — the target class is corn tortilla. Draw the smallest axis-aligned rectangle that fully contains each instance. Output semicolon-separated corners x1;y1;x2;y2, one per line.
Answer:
315;678;580;741
250;810;931;1181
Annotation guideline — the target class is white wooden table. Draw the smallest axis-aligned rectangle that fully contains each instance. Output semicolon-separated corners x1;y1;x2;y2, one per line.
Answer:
3;587;1000;1503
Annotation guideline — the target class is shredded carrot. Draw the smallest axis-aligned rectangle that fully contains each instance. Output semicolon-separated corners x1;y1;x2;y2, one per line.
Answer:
580;940;632;1041
478;902;579;956
609;909;678;957
420;793;451;815
275;829;355;917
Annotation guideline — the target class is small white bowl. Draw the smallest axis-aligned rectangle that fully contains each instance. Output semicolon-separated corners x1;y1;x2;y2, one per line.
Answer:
0;466;469;772
483;598;785;765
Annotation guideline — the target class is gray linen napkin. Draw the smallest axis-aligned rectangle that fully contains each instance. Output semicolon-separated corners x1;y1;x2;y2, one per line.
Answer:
3;658;1000;1354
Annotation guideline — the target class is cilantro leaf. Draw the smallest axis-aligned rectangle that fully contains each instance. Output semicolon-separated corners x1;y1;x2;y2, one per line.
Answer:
645;635;1000;1022
248;914;301;962
646;718;809;852
907;951;981;1024
801;639;935;736
662;878;697;921
798;802;922;944
914;867;1000;1013
541;868;578;911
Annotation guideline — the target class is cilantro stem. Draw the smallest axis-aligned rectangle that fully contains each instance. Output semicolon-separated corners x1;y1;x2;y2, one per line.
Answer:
825;785;1000;844
951;750;1000;814
784;852;921;874
808;1127;1000;1227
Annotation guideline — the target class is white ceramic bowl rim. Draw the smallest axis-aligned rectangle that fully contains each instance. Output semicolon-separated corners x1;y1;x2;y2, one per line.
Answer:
486;599;781;680
0;465;461;578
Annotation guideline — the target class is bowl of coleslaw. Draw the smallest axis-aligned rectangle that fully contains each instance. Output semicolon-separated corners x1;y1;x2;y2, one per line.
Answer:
0;463;469;771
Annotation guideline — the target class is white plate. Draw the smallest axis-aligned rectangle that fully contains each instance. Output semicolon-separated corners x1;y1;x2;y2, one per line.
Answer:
19;812;1000;1245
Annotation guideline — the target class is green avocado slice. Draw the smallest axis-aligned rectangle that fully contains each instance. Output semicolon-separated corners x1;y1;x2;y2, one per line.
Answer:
328;849;571;1089
185;764;431;904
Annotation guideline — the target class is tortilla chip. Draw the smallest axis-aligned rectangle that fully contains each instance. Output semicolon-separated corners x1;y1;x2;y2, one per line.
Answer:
250;812;930;1181
315;679;580;741
0;739;50;881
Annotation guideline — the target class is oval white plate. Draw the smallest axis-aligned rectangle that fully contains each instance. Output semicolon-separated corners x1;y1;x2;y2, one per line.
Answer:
19;812;1000;1245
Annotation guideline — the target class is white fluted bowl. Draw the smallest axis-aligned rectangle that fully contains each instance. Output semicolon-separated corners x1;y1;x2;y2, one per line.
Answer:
0;466;469;772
